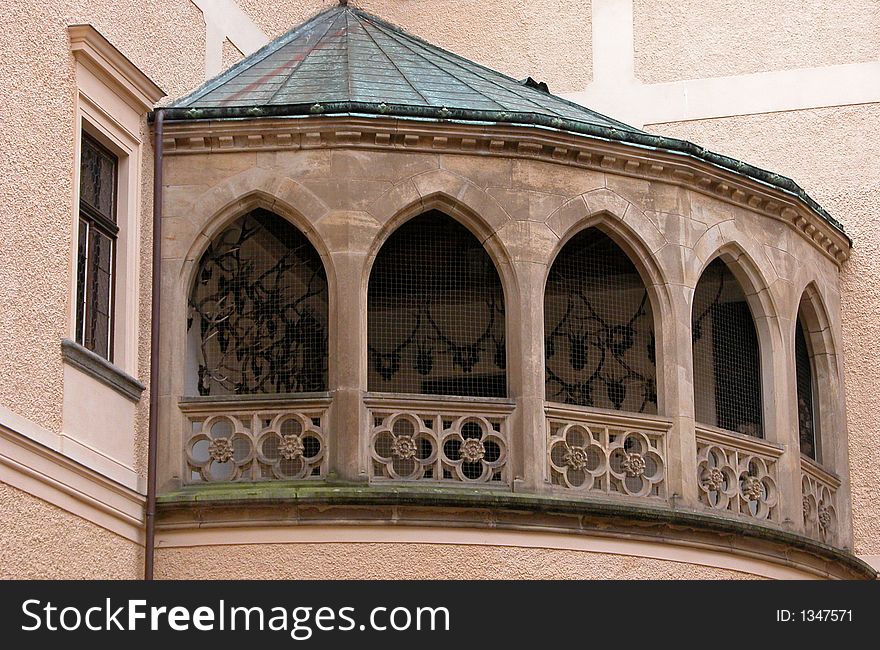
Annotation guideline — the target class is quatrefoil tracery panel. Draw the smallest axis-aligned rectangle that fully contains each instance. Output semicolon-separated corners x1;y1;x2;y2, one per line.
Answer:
696;435;780;521
185;407;327;483
369;408;509;484
547;417;667;498
801;463;839;546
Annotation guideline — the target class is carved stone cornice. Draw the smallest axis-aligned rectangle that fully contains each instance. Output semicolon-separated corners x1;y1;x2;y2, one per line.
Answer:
160;117;850;267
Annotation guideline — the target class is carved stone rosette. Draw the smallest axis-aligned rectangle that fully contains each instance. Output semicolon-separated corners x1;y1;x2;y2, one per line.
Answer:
547;409;668;498
368;400;511;484
801;459;840;546
696;427;780;521
185;405;327;482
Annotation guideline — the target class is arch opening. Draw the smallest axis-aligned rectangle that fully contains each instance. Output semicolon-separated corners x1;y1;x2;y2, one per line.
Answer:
186;208;329;396
544;228;657;414
692;258;763;437
367;210;506;398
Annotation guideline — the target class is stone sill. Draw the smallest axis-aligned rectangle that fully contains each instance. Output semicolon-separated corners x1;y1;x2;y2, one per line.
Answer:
156;483;876;580
61;338;145;402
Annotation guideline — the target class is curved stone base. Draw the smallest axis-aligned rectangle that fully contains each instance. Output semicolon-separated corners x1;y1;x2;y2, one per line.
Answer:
156;486;876;580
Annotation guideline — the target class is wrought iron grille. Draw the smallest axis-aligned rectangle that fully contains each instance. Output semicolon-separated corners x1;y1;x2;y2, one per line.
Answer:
692;259;763;437
367;211;506;397
188;209;328;395
544;229;657;413
795;313;818;460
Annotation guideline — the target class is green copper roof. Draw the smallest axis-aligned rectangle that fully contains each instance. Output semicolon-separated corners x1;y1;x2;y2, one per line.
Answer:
162;5;846;238
170;5;638;133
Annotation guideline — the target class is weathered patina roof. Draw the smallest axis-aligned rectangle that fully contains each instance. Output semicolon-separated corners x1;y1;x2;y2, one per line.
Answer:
162;4;846;237
170;5;637;133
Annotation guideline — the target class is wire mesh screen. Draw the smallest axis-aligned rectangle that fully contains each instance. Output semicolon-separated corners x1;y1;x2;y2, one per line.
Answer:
368;211;506;397
544;229;657;413
692;258;763;437
188;209;328;396
795;312;818;459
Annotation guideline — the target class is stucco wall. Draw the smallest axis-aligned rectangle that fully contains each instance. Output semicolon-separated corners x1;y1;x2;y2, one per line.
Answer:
0;481;141;579
236;0;592;92
645;102;880;555
633;0;880;83
0;0;204;441
155;542;762;580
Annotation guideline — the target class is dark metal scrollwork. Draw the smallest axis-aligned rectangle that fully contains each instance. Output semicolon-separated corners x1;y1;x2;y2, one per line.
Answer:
546;288;656;412
369;294;505;381
188;211;328;396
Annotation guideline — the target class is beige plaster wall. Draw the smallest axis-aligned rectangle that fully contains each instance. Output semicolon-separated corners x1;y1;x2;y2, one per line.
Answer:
0;1;204;478
0;481;141;579
633;0;880;84
156;542;761;580
645;103;880;555
236;0;592;92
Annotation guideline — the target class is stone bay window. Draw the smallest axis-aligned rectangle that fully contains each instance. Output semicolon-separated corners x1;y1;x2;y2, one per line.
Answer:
154;5;860;577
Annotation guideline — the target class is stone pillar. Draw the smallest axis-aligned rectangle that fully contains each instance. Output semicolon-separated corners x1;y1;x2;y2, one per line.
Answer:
493;220;557;492
326;249;370;483
767;311;805;533
662;282;699;507
508;260;549;492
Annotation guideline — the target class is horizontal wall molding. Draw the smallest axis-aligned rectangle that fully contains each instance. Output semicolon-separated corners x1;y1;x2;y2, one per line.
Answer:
62;339;145;402
0;407;145;543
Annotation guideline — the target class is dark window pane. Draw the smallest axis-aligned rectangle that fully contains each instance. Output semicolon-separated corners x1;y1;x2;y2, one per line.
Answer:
85;229;113;359
368;211;506;398
75;219;89;346
544;228;657;413
693;259;763;437
189;209;329;396
795;315;818;459
80;134;117;222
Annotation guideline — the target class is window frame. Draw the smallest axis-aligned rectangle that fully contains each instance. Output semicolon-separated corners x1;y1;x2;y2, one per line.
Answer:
76;131;120;361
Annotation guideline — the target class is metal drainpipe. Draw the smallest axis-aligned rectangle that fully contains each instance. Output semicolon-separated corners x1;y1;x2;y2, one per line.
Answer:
144;107;164;580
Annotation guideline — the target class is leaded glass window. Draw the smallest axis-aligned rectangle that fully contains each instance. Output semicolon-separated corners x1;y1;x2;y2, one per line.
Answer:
692;259;763;437
76;133;118;360
368;211;506;397
544;228;657;413
188;209;328;396
795;313;818;460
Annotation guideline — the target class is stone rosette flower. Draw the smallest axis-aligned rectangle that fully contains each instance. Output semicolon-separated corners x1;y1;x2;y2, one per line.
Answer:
459;438;486;463
609;432;664;497
371;415;436;480
208;437;234;463
741;476;764;502
186;416;254;482
440;417;506;483
278;434;305;461
255;414;324;479
563;446;590;471
548;424;606;490
620;451;646;477
703;467;726;492
390;434;418;460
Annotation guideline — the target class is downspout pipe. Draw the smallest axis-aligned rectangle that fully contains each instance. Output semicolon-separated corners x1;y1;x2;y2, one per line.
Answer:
144;107;164;580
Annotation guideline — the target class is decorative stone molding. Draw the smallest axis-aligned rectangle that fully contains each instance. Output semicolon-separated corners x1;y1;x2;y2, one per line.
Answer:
68;24;165;112
160;117;849;266
801;458;841;547
366;395;513;484
696;425;782;522
547;405;669;498
179;396;329;483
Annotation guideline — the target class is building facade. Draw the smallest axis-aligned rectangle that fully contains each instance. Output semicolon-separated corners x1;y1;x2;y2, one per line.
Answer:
1;0;878;580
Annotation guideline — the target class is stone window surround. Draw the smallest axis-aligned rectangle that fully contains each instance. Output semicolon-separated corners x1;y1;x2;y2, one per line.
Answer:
156;118;852;550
